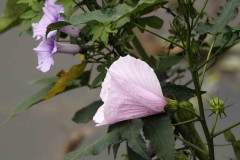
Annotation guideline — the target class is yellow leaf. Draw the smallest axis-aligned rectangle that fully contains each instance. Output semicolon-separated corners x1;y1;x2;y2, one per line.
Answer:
43;61;87;99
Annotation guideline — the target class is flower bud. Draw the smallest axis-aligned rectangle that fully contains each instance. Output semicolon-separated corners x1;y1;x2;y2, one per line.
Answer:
164;98;178;113
177;101;195;121
208;97;226;114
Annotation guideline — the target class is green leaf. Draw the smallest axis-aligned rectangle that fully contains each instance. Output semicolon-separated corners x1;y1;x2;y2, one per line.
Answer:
224;130;237;144
64;119;149;160
46;21;71;38
0;0;28;34
55;0;75;18
72;100;103;124
70;0;164;25
91;69;107;88
123;120;149;160
138;16;163;29
196;0;240;35
108;143;121;160
127;146;147;160
30;1;43;12
143;115;174;160
70;4;132;25
6;82;56;121
19;20;31;35
233;140;240;159
20;10;38;19
155;55;183;71
174;152;189;160
161;82;200;101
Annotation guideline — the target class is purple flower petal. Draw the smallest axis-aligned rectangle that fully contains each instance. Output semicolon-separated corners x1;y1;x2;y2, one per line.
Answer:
34;37;57;72
32;0;64;40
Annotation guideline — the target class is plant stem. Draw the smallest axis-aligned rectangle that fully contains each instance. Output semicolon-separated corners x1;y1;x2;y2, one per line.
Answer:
184;4;215;158
210;111;219;135
132;22;184;49
212;121;240;138
191;70;215;160
200;37;216;87
192;0;208;29
175;135;208;155
173;117;199;126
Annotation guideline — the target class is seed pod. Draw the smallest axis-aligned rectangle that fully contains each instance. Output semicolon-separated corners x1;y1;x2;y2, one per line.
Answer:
208;97;226;114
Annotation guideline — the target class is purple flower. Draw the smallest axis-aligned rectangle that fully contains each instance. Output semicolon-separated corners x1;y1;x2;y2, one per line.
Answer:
93;55;167;126
32;0;80;39
32;0;64;40
34;37;81;72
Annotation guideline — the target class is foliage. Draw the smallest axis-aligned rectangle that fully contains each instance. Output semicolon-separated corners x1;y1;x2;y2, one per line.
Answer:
1;0;240;160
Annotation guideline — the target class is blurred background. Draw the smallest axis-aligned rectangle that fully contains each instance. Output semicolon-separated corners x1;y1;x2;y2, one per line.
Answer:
0;0;240;160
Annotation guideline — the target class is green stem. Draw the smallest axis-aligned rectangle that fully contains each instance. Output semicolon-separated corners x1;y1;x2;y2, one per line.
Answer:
191;70;215;160
197;34;232;70
212;121;240;138
173;118;199;126
184;3;215;157
192;0;209;29
200;37;216;87
175;135;208;155
132;22;184;49
210;111;219;135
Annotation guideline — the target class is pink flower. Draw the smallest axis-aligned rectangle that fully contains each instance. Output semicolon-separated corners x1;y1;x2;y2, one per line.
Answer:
93;55;167;126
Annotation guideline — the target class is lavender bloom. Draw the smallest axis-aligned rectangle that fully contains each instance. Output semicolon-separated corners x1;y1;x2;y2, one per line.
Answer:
34;37;81;72
32;0;80;39
60;26;81;38
32;0;64;40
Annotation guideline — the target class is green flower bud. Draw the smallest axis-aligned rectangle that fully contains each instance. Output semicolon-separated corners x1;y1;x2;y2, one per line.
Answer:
177;101;195;121
208;97;226;114
164;98;178;113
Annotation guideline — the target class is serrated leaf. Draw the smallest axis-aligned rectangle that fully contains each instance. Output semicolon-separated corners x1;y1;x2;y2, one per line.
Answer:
143;115;174;160
70;4;132;25
0;0;28;34
72;100;103;124
70;0;164;25
196;0;240;35
64;119;149;160
43;61;87;99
